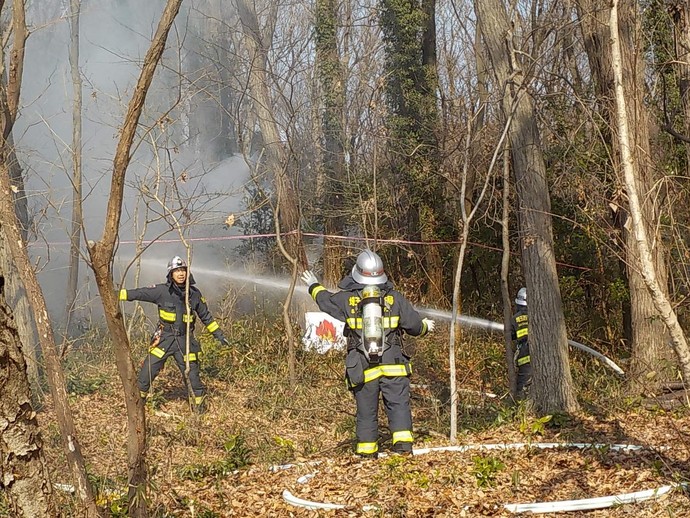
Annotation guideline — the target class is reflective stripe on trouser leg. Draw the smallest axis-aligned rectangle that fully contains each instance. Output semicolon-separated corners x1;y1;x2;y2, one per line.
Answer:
353;377;380;453
137;348;172;392
381;375;413;444
173;349;205;397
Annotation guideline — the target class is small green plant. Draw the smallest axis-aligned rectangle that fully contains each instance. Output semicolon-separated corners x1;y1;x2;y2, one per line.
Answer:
471;455;505;487
511;469;521;490
519;414;552;438
66;372;109;396
177;433;252;481
272;435;296;463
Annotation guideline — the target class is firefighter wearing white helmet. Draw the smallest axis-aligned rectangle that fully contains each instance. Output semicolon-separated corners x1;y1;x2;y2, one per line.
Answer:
301;249;435;457
118;255;229;413
510;287;531;397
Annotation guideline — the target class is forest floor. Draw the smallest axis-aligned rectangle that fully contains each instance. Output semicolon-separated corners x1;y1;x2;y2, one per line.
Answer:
24;324;690;517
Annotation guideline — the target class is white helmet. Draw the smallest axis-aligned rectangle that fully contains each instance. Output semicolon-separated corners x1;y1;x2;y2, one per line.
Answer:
515;287;527;306
167;256;187;273
352;249;387;285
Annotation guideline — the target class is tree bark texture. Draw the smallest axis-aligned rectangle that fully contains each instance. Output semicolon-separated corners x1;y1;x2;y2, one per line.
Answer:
0;165;99;514
0;270;55;517
475;0;579;414
577;0;673;391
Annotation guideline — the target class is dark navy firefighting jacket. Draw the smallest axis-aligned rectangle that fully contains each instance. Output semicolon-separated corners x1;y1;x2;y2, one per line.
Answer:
119;274;220;350
307;274;430;350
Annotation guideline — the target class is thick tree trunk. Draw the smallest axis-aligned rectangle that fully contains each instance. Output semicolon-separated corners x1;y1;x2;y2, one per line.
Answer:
609;0;690;386
315;0;346;287
500;147;517;397
0;267;55;517
379;0;444;300
475;0;579;414
577;0;673;392
0;167;99;515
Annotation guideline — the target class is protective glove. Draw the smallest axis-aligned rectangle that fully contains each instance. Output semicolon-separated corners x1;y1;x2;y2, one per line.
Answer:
301;270;319;287
423;318;436;333
213;330;230;347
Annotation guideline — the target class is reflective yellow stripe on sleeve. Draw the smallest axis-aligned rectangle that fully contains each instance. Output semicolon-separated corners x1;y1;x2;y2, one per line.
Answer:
516;328;528;339
159;309;176;322
183;314;196;323
119;289;127;301
311;285;326;300
206;321;219;333
184;352;199;362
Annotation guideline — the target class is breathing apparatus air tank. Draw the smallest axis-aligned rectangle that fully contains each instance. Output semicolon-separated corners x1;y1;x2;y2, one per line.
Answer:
360;285;384;363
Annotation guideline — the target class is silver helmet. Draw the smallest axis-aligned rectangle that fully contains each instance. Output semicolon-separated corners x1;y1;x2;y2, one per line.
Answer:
515;287;527;306
352;249;387;285
167;256;187;273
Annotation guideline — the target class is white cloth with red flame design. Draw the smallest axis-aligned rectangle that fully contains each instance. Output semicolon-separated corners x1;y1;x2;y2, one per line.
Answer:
302;312;346;353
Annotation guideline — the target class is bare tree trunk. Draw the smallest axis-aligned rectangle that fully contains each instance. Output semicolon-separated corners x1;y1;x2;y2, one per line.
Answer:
315;0;346;287
235;0;308;269
0;1;100;514
63;0;83;335
610;0;690;385
577;0;672;393
670;1;690;173
0;0;37;389
86;2;183;515
0;165;99;518
449;117;508;441
499;145;517;397
0;228;36;387
475;0;579;415
0;262;56;517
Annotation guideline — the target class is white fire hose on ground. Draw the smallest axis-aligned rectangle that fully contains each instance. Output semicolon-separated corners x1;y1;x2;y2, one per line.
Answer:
281;443;686;513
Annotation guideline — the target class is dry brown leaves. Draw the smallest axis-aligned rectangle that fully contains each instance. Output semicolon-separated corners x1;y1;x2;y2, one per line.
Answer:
36;364;690;517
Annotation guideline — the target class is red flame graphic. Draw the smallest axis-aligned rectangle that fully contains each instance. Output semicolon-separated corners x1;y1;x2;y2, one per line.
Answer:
316;319;337;342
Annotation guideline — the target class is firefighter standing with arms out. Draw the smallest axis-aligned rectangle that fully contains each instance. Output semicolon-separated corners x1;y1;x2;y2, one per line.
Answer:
511;287;532;398
301;250;435;457
119;256;229;412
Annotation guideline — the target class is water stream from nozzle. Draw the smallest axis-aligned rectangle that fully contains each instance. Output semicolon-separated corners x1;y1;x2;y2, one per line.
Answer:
124;257;623;374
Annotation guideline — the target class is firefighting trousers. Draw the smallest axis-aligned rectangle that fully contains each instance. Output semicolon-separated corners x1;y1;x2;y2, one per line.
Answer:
515;342;532;393
352;374;413;454
138;341;205;397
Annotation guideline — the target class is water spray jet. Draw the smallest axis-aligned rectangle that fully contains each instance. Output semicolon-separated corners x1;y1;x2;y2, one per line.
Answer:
119;256;623;374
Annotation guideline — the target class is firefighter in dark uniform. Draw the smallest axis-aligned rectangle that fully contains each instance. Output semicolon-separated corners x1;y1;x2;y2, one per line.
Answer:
301;250;435;457
119;256;228;411
511;287;531;397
